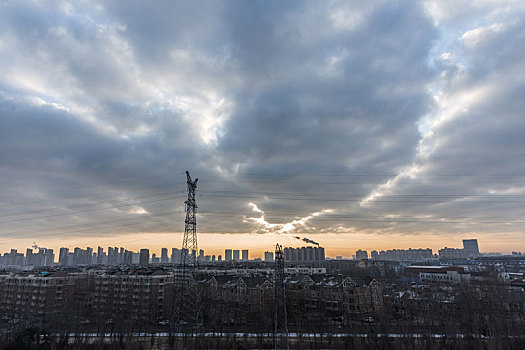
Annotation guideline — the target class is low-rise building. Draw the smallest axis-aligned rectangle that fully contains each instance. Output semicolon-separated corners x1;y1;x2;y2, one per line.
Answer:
92;269;175;324
0;271;78;321
286;275;383;325
405;265;471;283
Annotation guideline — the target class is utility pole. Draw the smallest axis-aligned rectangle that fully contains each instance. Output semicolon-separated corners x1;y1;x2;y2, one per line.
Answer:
274;243;289;350
170;171;201;348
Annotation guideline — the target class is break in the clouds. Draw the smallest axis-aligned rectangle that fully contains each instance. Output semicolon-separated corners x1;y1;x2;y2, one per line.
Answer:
244;203;333;234
1;0;525;249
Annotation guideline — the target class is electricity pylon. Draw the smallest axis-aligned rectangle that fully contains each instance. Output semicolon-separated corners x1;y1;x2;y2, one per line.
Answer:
274;243;289;350
170;171;201;345
180;170;198;270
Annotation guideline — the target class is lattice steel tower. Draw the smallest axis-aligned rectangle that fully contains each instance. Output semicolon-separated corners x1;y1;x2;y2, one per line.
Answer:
180;170;198;270
274;243;289;350
170;171;201;343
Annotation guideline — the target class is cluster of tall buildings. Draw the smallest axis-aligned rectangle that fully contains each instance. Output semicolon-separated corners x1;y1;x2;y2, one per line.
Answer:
57;246;139;266
223;249;249;261
283;246;325;263
439;239;480;259
357;248;433;261
0;246;259;267
0;248;54;267
0;239;483;267
354;239;481;261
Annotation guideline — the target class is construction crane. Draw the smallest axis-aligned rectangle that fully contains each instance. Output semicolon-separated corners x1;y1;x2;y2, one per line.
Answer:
32;242;46;251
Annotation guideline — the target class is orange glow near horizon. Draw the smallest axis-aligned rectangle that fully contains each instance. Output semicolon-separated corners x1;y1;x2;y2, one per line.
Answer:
2;231;523;258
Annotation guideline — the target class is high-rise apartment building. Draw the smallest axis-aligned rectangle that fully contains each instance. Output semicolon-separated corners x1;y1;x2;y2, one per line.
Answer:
73;247;82;265
264;251;274;262
97;247;103;264
355;250;368;260
59;247;69;265
118;247;125;264
283;246;325;262
171;248;180;264
87;247;93;264
161;248;169;264
439;247;466;259
25;248;34;266
123;250;133;265
108;247;114;265
139;249;150;267
463;239;480;257
242;249;249;261
372;248;433;261
40;248;54;266
233;250;240;261
225;249;232;261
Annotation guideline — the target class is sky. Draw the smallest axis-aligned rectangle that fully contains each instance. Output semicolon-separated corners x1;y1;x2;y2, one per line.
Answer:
1;0;525;258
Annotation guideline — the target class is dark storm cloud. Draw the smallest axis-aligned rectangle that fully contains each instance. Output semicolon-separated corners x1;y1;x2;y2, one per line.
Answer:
0;0;524;248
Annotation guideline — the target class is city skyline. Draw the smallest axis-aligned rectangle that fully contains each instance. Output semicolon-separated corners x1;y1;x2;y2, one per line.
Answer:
2;1;525;254
2;237;515;263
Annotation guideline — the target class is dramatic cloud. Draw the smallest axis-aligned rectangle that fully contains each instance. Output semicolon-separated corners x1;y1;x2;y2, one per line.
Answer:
244;203;333;234
0;0;524;252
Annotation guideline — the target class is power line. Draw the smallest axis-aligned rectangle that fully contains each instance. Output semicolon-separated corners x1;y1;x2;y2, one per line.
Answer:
0;216;177;243
1;168;525;248
0;180;186;208
3;188;524;217
0;173;175;200
181;170;525;177
4;187;525;221
1;209;524;244
199;179;525;185
1;203;525;236
0;190;185;218
3;170;525;202
1;210;524;242
199;194;525;203
202;213;525;223
199;210;523;219
0;210;183;242
0;195;186;224
198;189;525;198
